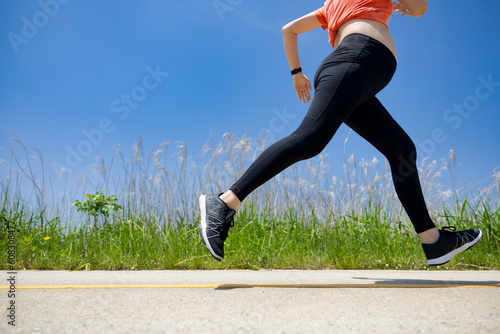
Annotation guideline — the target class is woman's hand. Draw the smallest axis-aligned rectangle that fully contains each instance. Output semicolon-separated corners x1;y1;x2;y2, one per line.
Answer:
293;72;312;104
393;1;411;16
282;11;320;104
393;0;428;17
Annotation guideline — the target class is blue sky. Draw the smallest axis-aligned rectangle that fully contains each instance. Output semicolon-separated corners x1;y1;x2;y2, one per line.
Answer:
1;0;499;199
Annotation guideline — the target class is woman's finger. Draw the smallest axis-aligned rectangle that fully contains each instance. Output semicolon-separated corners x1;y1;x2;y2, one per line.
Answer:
298;90;309;103
297;91;304;102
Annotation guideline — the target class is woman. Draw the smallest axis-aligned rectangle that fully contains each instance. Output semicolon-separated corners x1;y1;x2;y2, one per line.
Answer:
199;0;482;266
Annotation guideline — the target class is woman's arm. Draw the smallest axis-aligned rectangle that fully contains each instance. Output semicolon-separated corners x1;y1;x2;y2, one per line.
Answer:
282;12;322;104
282;12;323;72
394;0;428;17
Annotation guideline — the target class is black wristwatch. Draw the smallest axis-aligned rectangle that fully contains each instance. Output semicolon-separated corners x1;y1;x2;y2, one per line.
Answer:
291;67;302;76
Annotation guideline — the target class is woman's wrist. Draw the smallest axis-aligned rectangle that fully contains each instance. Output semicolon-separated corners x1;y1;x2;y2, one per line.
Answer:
291;67;303;76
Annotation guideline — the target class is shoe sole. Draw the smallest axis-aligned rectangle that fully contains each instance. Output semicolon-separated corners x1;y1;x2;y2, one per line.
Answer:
199;195;223;262
427;229;483;266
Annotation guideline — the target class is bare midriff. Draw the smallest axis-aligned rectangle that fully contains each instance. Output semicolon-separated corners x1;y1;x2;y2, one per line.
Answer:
335;19;397;60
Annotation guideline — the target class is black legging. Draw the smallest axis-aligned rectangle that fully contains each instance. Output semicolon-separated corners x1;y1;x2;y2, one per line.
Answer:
229;33;435;234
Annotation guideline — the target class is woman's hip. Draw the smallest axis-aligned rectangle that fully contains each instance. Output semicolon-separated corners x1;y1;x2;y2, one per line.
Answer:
313;33;397;97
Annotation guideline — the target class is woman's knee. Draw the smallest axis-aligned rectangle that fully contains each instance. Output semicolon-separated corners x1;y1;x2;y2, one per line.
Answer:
399;137;417;164
378;131;416;161
385;136;418;176
289;128;329;161
289;111;339;161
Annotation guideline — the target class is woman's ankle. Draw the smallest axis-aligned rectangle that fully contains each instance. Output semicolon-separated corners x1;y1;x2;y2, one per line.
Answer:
419;227;440;244
219;190;241;210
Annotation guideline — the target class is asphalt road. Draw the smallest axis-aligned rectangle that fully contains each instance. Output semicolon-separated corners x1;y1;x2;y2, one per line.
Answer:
1;270;499;333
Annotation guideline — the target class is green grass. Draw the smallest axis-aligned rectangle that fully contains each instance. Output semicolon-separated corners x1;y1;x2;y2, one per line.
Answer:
1;201;498;270
1;133;499;270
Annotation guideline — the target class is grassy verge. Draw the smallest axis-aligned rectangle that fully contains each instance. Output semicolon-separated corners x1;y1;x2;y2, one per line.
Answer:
1;203;498;270
1;134;499;270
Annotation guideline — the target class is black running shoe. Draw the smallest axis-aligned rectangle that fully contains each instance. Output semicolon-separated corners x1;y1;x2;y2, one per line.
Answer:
422;226;482;266
199;193;236;261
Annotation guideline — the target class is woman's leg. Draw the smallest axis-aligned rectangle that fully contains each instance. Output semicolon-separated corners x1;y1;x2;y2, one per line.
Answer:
227;35;396;205
343;97;437;235
226;64;366;203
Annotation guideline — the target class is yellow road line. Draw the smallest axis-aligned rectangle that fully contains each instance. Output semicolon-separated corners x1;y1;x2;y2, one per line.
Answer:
0;283;499;289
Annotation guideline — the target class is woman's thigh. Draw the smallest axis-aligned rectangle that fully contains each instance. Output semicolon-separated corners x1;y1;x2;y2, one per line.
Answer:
344;97;415;161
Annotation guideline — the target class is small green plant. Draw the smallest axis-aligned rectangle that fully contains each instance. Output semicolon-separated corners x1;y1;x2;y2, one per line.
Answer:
72;190;122;227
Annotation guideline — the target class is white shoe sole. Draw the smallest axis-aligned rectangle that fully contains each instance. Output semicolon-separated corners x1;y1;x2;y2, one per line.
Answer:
427;229;482;266
199;195;223;261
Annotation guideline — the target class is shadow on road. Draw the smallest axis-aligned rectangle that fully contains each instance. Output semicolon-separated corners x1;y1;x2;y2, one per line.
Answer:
352;276;500;286
214;278;500;290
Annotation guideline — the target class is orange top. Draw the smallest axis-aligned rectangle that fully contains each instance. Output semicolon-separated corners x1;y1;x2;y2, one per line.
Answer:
315;0;393;48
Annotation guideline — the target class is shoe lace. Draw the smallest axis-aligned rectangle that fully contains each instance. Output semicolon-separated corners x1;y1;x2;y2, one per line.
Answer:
219;210;235;241
207;209;235;241
442;226;475;244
